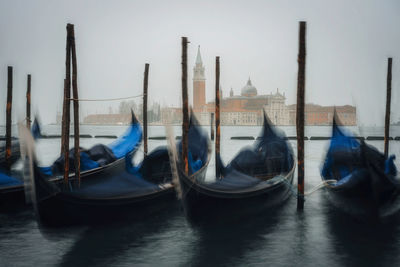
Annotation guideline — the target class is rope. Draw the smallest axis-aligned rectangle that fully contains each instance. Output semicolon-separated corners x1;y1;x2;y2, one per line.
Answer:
67;94;143;102
279;176;337;199
304;179;337;195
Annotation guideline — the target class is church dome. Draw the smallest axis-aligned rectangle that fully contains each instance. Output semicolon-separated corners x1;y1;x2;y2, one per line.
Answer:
241;78;257;97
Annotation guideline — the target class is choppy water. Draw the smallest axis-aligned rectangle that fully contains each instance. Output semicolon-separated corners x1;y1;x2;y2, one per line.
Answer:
1;125;400;267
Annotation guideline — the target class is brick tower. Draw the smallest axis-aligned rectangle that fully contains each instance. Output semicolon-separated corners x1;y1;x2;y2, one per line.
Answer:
193;46;206;110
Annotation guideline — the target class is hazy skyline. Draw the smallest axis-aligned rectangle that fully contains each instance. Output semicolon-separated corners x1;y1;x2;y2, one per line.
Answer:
1;0;399;125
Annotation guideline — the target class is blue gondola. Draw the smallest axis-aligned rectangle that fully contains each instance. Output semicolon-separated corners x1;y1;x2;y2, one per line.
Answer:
0;112;141;211
176;112;296;223
25;113;208;226
321;117;400;219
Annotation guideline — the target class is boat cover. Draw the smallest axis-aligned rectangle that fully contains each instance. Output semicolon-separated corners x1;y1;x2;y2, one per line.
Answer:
39;111;142;176
0;172;22;187
225;112;294;179
321;119;398;186
204;161;263;191
125;146;172;184
67;168;161;198
197;112;294;191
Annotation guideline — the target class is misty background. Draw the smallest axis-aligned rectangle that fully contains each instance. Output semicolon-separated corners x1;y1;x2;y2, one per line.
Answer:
0;0;399;126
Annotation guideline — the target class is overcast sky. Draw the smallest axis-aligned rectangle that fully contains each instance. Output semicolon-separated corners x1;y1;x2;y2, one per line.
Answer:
1;0;399;125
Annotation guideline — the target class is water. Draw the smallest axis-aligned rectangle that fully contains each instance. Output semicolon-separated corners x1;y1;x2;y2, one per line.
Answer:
1;125;400;267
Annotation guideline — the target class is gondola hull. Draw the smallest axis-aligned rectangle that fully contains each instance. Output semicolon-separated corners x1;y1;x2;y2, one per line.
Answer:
0;184;25;211
323;173;400;219
178;167;295;223
33;158;176;226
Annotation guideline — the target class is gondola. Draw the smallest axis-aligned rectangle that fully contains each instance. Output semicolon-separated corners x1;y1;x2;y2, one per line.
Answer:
0;112;141;211
22;113;209;226
321;117;400;219
176;112;296;223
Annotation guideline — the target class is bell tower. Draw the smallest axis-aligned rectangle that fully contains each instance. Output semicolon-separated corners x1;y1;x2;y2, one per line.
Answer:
193;46;206;110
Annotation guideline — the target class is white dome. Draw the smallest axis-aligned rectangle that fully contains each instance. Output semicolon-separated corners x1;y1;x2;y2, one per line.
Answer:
241;78;257;96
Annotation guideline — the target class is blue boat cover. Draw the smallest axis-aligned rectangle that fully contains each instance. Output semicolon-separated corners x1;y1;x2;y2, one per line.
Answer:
42;112;142;176
321;118;398;186
108;120;142;159
0;172;22;187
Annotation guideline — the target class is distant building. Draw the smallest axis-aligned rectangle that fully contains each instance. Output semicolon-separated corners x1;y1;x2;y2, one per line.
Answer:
190;46;356;126
83;114;132;125
287;104;356;126
83;100;162;125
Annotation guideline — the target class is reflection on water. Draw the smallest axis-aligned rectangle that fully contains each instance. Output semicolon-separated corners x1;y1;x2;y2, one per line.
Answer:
56;203;183;267
186;207;285;267
322;196;400;267
1;125;400;266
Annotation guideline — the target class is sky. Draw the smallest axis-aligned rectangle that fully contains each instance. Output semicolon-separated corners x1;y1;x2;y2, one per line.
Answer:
0;0;399;125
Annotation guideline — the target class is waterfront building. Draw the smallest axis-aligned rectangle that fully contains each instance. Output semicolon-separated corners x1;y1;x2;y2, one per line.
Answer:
287;104;357;126
191;46;356;126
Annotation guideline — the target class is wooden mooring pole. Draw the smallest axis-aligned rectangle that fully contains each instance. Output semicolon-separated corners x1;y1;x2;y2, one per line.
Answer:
143;63;149;155
181;37;189;175
210;113;214;140
296;21;306;210
215;57;221;178
61;24;72;183
69;24;81;183
6;66;13;170
26;74;31;129
384;57;392;158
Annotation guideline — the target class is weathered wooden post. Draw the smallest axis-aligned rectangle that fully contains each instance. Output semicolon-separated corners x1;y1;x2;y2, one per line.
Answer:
68;23;81;183
26;74;31;129
61;24;72;183
296;21;306;210
181;37;189;175
210;113;214;140
215;57;221;178
5;66;13;170
384;57;392;158
143;63;149;155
